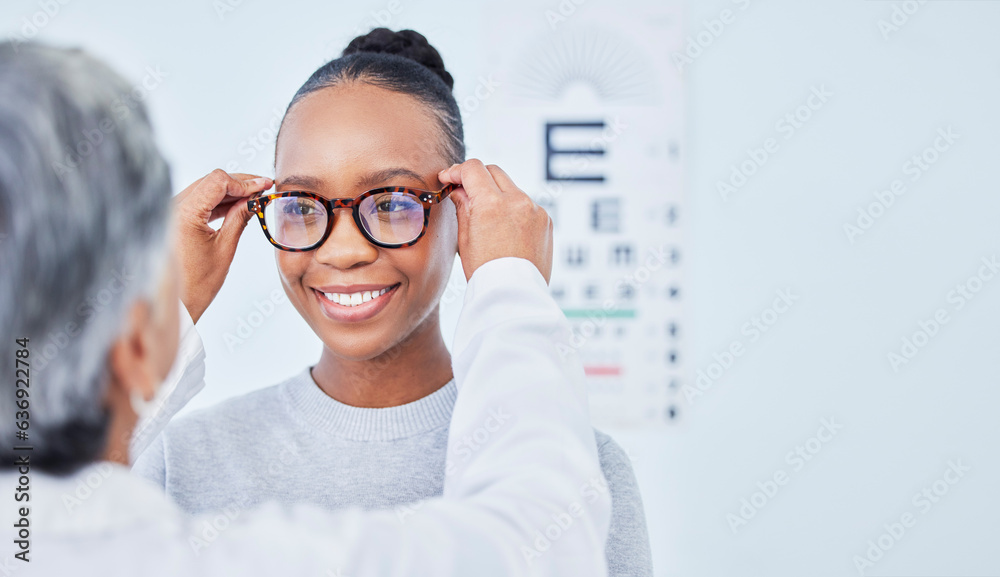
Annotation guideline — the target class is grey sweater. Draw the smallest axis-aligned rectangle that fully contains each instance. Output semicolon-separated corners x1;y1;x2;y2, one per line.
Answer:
133;368;654;576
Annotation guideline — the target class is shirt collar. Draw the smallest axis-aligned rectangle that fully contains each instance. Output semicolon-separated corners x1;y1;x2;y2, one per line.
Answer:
281;367;458;441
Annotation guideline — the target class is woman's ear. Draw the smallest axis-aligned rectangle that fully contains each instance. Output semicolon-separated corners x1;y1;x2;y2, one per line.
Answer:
105;252;182;414
106;299;159;409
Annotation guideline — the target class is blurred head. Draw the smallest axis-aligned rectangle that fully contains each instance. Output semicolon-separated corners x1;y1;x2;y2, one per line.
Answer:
272;28;464;362
0;42;178;475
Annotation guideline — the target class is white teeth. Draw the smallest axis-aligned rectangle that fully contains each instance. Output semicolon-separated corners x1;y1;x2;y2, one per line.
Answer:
322;285;394;307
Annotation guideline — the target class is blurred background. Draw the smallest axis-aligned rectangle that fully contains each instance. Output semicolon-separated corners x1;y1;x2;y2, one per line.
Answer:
3;0;998;575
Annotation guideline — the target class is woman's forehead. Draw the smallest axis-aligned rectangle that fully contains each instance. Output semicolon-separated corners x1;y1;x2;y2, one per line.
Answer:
277;166;429;193
276;83;443;183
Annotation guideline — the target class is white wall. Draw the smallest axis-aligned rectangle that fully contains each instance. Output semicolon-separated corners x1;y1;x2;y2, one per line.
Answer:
4;1;998;575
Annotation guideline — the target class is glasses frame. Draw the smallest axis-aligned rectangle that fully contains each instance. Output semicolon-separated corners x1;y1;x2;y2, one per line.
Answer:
247;182;458;252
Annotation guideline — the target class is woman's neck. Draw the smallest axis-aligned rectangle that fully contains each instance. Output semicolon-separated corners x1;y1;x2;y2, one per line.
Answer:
310;315;454;408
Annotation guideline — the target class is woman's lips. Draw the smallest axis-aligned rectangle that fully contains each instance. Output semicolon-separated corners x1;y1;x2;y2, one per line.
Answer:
313;282;400;323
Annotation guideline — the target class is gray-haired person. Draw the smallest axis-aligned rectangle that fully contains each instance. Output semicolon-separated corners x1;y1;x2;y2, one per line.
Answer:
0;41;611;576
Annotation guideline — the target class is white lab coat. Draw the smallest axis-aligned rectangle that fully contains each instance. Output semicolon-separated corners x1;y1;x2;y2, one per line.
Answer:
0;256;610;577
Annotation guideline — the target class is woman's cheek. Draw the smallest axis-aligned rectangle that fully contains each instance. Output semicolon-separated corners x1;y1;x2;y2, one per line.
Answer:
275;254;310;309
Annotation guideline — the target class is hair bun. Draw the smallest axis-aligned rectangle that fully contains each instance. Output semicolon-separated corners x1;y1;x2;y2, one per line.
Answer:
342;28;454;90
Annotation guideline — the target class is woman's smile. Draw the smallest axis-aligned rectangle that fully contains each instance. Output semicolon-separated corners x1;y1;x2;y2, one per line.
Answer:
313;281;401;322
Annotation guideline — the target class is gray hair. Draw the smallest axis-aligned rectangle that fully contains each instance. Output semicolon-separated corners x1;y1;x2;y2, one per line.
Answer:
0;42;172;475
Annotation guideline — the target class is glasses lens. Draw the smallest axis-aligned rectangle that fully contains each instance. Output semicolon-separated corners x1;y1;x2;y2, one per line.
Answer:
358;191;424;245
263;195;328;249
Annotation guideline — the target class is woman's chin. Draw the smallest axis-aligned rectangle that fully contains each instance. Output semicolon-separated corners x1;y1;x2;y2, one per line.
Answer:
319;340;396;364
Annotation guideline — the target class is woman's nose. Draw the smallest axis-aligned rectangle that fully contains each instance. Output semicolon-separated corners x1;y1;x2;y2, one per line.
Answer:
314;207;378;266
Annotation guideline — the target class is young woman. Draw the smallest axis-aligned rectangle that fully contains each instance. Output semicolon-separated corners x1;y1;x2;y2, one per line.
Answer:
133;28;652;576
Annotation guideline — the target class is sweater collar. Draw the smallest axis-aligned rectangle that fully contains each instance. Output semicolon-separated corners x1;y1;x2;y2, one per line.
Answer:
281;367;457;441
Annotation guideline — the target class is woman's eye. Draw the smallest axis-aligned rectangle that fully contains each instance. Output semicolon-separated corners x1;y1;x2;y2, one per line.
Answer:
375;196;417;213
283;200;318;216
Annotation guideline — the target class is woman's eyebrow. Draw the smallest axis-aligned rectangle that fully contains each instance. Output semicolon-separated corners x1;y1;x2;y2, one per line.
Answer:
356;167;426;189
278;174;323;189
277;167;427;192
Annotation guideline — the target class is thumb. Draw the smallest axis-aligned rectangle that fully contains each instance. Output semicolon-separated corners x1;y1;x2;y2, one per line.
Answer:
218;197;253;250
449;187;468;213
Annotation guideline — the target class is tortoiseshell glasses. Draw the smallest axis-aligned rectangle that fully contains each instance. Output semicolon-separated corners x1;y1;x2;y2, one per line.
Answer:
247;183;458;251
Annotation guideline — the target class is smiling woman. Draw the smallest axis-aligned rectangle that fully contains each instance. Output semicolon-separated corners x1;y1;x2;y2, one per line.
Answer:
272;75;462;405
132;27;653;577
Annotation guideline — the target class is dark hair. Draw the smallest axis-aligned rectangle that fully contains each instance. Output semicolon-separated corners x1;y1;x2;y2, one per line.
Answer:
277;28;464;166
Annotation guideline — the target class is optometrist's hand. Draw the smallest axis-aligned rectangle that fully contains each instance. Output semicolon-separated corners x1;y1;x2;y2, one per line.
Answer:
173;169;274;324
438;159;553;284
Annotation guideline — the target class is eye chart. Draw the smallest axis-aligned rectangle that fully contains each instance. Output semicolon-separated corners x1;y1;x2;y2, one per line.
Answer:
471;1;684;429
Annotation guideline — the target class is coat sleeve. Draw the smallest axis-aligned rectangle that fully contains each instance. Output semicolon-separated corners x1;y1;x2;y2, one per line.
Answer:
129;298;206;462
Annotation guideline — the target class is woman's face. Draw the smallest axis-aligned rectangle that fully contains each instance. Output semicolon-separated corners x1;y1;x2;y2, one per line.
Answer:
273;82;458;361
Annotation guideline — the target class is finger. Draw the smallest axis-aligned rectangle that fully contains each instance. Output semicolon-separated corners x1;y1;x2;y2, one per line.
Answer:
193;170;271;213
457;159;503;199
228;173;274;196
448;186;468;211
218;196;254;247
437;163;462;185
229;172;269;182
173;174;209;204
484;164;520;195
207;197;243;223
226;175;272;198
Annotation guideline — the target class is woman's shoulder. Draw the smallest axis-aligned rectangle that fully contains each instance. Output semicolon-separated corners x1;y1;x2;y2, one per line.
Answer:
592;428;655;577
592;428;649;512
161;369;310;440
592;429;640;483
